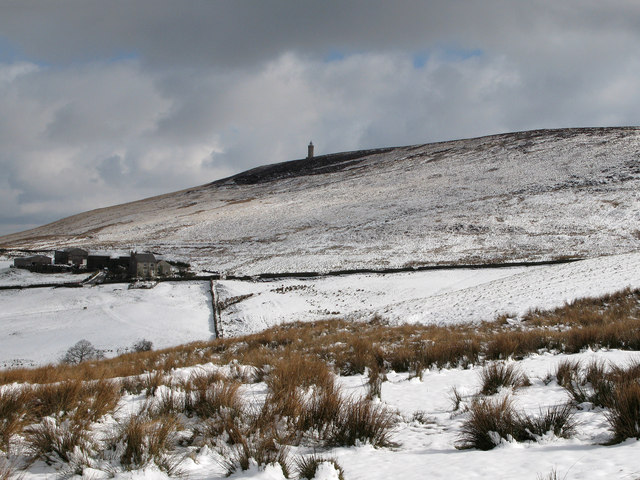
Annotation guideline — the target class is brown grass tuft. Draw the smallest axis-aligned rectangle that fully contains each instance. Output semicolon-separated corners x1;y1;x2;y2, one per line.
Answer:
24;417;92;464
457;396;522;450
479;362;530;395
605;381;640;443
295;454;345;480
0;388;29;452
116;413;183;472
327;397;396;448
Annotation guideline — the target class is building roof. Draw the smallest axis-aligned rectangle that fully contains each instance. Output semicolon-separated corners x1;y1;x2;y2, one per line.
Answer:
65;247;88;256
132;253;156;263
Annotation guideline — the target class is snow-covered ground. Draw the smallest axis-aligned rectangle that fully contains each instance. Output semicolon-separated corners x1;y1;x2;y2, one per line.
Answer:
0;281;213;367
2;252;640;367
217;252;640;336
329;349;640;480
11;350;640;480
0;258;87;287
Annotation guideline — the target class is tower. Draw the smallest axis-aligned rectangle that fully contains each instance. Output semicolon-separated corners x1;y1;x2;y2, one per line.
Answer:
308;141;314;159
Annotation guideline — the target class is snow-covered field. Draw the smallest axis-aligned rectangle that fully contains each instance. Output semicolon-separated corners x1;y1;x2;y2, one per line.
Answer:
2;252;640;367
0;281;213;367
217;252;640;337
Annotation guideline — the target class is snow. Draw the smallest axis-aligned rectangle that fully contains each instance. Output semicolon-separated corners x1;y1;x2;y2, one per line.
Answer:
0;281;214;367
217;252;640;335
2;128;640;275
2;252;640;367
0;258;87;287
9;350;640;480
1;256;640;478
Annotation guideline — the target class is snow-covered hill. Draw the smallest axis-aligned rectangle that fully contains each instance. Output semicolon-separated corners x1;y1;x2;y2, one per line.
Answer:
2;127;639;275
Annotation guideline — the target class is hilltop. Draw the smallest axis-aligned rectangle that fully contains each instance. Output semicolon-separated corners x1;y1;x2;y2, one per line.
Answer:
2;127;639;275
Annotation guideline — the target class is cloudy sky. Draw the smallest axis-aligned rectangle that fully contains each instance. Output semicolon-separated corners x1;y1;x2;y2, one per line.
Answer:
1;1;640;236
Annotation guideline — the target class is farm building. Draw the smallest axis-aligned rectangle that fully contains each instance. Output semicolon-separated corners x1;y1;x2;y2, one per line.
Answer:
130;252;158;278
54;248;89;266
14;255;52;268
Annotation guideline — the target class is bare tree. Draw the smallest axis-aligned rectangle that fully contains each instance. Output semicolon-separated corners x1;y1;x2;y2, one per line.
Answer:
62;339;103;364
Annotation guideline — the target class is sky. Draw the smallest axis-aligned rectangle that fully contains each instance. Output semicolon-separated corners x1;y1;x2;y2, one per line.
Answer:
1;0;640;236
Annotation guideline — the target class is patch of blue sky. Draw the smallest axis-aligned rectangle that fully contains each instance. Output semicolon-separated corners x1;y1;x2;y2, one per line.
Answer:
0;36;27;63
413;46;483;69
324;49;346;63
106;50;140;64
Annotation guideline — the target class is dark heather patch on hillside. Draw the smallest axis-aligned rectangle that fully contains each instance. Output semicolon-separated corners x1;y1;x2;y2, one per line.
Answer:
211;147;397;185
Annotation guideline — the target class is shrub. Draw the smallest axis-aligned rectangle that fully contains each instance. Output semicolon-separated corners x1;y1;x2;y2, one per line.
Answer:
63;340;103;365
479;362;530;396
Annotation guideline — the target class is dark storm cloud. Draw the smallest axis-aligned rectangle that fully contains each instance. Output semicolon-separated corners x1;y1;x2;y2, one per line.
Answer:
2;1;638;68
1;1;640;236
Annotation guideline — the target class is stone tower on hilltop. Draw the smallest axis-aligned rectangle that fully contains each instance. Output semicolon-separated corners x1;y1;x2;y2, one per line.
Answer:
308;141;314;159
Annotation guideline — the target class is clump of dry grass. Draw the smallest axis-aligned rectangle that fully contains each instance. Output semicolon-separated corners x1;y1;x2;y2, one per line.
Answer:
605;381;640;443
77;379;122;423
113;413;183;473
366;359;386;399
254;355;338;445
457;396;522;450
183;372;243;420
295;454;345;480
223;435;291;478
31;380;84;419
0;388;29;451
0;457;20;480
479;362;530;395
459;397;577;450
24;417;93;465
327;397;396;448
519;404;577;440
142;372;165;398
557;360;614;408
